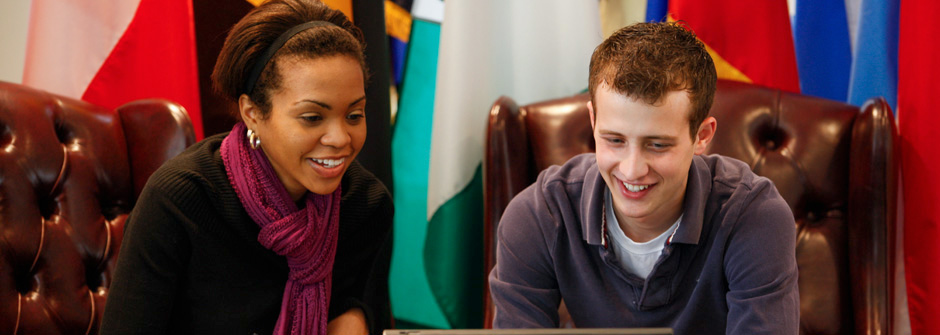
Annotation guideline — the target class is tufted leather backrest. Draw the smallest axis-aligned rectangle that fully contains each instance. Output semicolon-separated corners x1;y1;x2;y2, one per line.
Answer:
483;79;899;334
0;81;195;334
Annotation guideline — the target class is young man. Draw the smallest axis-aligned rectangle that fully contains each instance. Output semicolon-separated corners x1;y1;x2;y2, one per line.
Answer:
489;22;799;334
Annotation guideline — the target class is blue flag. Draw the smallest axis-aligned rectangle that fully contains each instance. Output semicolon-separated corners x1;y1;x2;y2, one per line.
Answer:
847;0;898;109
646;0;668;22
793;0;852;101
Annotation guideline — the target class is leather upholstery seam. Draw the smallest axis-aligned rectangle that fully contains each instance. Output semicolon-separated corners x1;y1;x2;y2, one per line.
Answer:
51;144;69;197
85;290;95;335
100;220;112;269
29;220;45;272
14;293;21;335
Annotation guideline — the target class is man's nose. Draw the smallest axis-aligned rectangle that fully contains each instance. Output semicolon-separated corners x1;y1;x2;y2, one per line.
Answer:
619;148;649;181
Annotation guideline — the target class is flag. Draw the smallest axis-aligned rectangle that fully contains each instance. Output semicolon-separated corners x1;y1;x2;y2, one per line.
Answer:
385;0;412;86
646;0;667;21
427;0;601;328
598;0;647;38
389;0;450;327
793;0;852;101
899;0;940;333
23;0;203;139
321;0;353;20
847;0;899;108
667;0;800;93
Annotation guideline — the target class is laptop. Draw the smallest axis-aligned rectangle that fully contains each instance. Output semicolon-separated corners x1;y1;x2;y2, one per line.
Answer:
383;329;673;335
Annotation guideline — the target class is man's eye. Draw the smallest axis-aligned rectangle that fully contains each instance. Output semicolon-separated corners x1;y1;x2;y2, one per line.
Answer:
649;143;670;150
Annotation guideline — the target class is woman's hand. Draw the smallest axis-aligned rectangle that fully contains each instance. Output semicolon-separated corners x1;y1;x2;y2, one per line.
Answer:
327;307;368;335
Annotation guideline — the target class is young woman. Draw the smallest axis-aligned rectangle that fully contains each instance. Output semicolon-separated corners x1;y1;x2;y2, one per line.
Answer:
100;1;392;334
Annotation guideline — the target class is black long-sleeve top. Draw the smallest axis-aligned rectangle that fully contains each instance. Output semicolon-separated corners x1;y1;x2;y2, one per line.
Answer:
100;132;393;335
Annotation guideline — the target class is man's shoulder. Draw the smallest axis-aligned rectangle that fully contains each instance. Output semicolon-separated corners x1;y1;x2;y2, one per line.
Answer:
502;153;601;231
696;154;792;226
518;153;600;211
696;154;775;194
537;153;598;188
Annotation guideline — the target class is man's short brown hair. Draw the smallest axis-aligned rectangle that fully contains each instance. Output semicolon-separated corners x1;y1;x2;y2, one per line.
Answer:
589;22;717;139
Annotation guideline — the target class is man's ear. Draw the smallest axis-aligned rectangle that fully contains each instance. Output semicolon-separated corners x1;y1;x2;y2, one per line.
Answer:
693;116;717;155
587;100;596;130
238;94;260;129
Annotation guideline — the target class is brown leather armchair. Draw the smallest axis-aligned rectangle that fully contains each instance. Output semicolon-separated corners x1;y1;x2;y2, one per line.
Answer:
0;81;195;334
484;79;899;334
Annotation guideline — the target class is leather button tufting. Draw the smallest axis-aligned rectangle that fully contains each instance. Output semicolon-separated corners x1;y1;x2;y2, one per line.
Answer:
764;140;777;151
0;81;196;335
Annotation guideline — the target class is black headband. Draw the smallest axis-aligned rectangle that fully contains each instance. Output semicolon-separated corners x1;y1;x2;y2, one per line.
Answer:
243;20;338;95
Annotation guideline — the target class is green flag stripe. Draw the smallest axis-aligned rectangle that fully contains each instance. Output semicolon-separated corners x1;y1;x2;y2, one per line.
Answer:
424;164;484;329
389;19;449;328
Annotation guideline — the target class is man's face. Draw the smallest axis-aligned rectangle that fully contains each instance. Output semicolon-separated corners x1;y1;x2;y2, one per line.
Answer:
590;83;713;240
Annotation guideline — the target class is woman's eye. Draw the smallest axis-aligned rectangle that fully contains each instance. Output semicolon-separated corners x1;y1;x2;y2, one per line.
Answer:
301;115;322;122
347;112;365;122
605;137;624;144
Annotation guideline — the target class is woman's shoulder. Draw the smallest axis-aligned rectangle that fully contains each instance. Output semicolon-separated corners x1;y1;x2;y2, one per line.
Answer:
144;132;232;201
340;161;393;219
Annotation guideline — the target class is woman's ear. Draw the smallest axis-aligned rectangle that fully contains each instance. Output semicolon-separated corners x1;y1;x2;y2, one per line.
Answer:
238;94;260;128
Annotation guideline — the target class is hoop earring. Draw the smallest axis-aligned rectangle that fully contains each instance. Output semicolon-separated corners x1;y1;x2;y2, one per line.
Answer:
247;128;261;149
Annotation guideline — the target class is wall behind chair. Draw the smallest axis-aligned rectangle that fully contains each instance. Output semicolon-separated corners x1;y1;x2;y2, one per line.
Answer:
0;1;30;83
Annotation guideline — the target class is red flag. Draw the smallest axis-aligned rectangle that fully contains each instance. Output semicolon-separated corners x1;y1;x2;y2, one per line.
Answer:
24;0;203;139
899;0;940;332
668;0;800;93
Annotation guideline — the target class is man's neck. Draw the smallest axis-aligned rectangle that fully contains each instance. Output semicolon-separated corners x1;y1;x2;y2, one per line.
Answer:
612;203;683;244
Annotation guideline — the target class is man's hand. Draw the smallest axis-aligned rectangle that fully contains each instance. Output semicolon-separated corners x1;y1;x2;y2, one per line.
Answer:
327;308;368;335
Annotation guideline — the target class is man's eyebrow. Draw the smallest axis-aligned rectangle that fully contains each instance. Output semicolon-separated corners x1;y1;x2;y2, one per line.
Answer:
644;135;678;141
595;130;679;141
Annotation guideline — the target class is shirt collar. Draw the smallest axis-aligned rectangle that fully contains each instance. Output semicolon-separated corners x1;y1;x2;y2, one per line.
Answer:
583;155;711;246
670;155;711;245
581;159;607;246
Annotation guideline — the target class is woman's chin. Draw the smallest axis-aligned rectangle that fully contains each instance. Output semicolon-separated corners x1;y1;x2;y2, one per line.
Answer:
306;178;343;195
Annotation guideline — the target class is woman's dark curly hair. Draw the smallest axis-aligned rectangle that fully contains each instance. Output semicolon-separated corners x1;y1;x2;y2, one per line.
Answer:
212;0;368;119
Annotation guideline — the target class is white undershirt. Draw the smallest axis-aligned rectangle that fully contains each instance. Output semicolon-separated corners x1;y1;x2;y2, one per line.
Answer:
605;190;681;280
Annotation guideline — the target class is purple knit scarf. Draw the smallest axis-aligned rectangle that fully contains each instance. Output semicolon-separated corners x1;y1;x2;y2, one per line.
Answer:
221;122;341;335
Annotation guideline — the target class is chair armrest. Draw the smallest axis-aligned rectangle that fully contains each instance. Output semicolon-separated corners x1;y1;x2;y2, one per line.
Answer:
117;100;196;200
847;96;899;334
483;96;531;328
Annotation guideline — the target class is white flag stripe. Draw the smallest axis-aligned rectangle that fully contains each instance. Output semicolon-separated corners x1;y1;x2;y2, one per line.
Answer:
411;0;444;23
427;0;602;219
599;0;647;38
23;0;140;98
844;0;862;55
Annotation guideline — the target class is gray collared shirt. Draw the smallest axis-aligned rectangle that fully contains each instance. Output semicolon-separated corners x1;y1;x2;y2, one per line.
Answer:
490;153;799;334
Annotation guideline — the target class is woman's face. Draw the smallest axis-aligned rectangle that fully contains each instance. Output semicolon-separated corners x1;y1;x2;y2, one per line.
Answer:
241;55;366;200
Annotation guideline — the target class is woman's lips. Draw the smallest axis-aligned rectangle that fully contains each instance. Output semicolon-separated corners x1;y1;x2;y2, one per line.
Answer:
307;157;346;178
